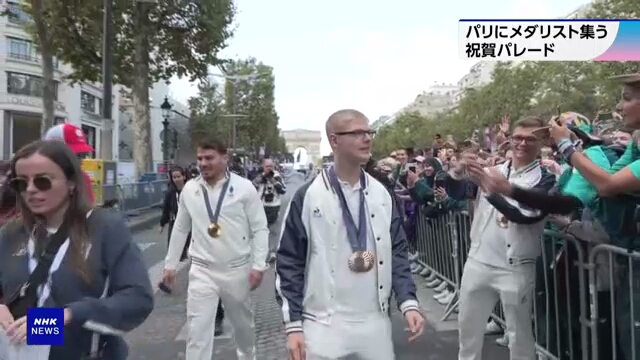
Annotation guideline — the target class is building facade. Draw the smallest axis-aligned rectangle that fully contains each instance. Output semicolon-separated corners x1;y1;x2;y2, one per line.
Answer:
0;5;195;169
0;3;121;160
280;129;322;164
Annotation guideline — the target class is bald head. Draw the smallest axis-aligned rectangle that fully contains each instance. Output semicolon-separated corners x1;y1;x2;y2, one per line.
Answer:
325;109;368;134
262;158;274;173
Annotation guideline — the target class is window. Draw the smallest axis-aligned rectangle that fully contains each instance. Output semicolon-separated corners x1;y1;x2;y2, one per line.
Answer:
81;125;97;158
6;37;59;68
7;72;58;100
11;113;40;155
6;2;31;24
81;91;97;114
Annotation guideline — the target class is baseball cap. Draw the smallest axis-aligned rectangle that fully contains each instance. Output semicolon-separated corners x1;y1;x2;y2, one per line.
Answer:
43;123;94;154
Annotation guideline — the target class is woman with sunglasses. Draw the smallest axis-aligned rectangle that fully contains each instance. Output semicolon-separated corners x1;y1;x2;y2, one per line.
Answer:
0;140;153;359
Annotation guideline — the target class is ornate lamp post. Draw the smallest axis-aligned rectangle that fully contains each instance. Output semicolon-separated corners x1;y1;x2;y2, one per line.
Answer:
160;96;172;175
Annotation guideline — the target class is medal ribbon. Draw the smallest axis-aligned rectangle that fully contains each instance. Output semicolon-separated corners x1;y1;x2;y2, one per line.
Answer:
200;172;231;225
327;167;368;252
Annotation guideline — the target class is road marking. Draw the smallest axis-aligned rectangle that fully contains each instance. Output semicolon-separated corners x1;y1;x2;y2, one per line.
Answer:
148;258;189;295
137;242;156;252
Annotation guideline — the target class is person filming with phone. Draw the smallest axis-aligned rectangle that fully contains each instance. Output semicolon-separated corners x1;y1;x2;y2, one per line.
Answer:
252;158;286;250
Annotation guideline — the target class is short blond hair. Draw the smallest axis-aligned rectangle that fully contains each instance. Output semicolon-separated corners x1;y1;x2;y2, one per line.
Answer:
377;157;398;169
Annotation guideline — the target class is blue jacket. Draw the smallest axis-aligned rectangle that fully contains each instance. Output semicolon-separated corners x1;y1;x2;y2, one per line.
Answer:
0;209;154;359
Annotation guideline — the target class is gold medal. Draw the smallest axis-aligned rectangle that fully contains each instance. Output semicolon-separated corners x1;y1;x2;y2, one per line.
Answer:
496;214;509;228
348;251;375;272
208;223;221;238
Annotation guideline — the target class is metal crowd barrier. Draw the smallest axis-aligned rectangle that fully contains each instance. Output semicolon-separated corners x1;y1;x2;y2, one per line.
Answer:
414;208;640;360
93;180;168;215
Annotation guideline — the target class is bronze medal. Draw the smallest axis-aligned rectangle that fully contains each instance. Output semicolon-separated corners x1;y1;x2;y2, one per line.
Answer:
208;223;221;238
348;250;375;273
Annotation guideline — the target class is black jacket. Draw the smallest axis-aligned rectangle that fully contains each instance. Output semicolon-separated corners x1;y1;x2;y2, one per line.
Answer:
160;186;181;227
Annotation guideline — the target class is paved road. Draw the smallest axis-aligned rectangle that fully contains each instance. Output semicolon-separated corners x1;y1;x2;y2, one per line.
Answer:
124;173;509;359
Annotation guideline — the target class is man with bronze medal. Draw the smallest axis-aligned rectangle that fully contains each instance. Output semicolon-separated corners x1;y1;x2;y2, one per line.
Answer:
276;109;425;360
452;116;556;360
327;168;376;273
162;140;270;360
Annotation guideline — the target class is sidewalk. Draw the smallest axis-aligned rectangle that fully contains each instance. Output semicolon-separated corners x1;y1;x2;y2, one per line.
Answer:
125;208;162;233
409;274;510;359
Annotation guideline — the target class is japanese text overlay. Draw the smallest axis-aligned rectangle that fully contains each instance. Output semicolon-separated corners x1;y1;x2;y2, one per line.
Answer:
458;20;637;61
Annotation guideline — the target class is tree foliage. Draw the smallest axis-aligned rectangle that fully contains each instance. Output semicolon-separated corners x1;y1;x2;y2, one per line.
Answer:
220;58;285;157
188;81;229;146
36;0;235;86
372;0;639;158
20;0;235;178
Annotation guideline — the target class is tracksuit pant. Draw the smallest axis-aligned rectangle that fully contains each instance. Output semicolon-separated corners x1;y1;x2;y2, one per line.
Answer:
185;256;255;360
458;258;536;360
304;313;395;360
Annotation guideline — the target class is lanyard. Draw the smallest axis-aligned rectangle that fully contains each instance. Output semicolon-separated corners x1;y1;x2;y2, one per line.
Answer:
200;173;231;224
327;167;368;252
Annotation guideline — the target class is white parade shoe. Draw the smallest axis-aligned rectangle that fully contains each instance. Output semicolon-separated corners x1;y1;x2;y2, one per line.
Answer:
408;252;419;261
425;279;441;288
437;292;455;305
411;263;424;274
410;263;420;273
424;272;438;282
433;281;448;293
434;289;450;300
419;267;431;277
485;320;503;335
495;333;509;347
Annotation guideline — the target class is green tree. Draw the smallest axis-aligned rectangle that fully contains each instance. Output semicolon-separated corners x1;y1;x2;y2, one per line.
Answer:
188;80;229;147
26;0;235;178
221;58;281;158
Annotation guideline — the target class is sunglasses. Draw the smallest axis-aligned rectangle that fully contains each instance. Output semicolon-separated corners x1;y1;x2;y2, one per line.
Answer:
10;176;53;193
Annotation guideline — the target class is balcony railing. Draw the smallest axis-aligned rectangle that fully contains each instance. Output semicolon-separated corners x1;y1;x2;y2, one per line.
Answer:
7;52;59;69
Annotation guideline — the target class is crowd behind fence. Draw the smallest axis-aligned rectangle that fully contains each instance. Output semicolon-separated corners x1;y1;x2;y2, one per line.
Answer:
415;207;640;360
93;180;168;215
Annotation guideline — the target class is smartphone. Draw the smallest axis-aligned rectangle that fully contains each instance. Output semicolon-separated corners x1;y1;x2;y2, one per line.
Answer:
406;163;417;173
434;175;445;189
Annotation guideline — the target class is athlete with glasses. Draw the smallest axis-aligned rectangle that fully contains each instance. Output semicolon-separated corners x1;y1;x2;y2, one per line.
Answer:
43;123;96;204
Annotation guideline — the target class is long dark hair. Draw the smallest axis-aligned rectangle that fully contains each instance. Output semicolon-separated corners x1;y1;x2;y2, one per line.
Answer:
168;166;188;190
9;140;93;280
0;161;17;217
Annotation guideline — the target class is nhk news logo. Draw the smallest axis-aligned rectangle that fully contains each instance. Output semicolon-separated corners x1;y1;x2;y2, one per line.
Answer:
26;308;64;345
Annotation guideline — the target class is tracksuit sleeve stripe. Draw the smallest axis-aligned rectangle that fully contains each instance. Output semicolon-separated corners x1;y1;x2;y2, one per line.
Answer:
389;191;418;308
275;183;310;328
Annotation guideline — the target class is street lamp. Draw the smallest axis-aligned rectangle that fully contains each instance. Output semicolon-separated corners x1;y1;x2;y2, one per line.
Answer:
160;96;172;175
209;72;270;151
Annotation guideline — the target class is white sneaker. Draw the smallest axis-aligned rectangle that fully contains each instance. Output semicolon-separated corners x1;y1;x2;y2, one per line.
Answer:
485;320;503;335
434;281;448;293
408;252;419;261
425;279;441;288
419;267;431;276
437;292;455;305
424;272;437;282
495;333;509;347
411;264;423;274
433;289;450;300
410;263;420;273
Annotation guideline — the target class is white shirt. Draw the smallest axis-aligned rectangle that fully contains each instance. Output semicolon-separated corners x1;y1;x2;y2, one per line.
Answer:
165;173;270;271
333;180;379;318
